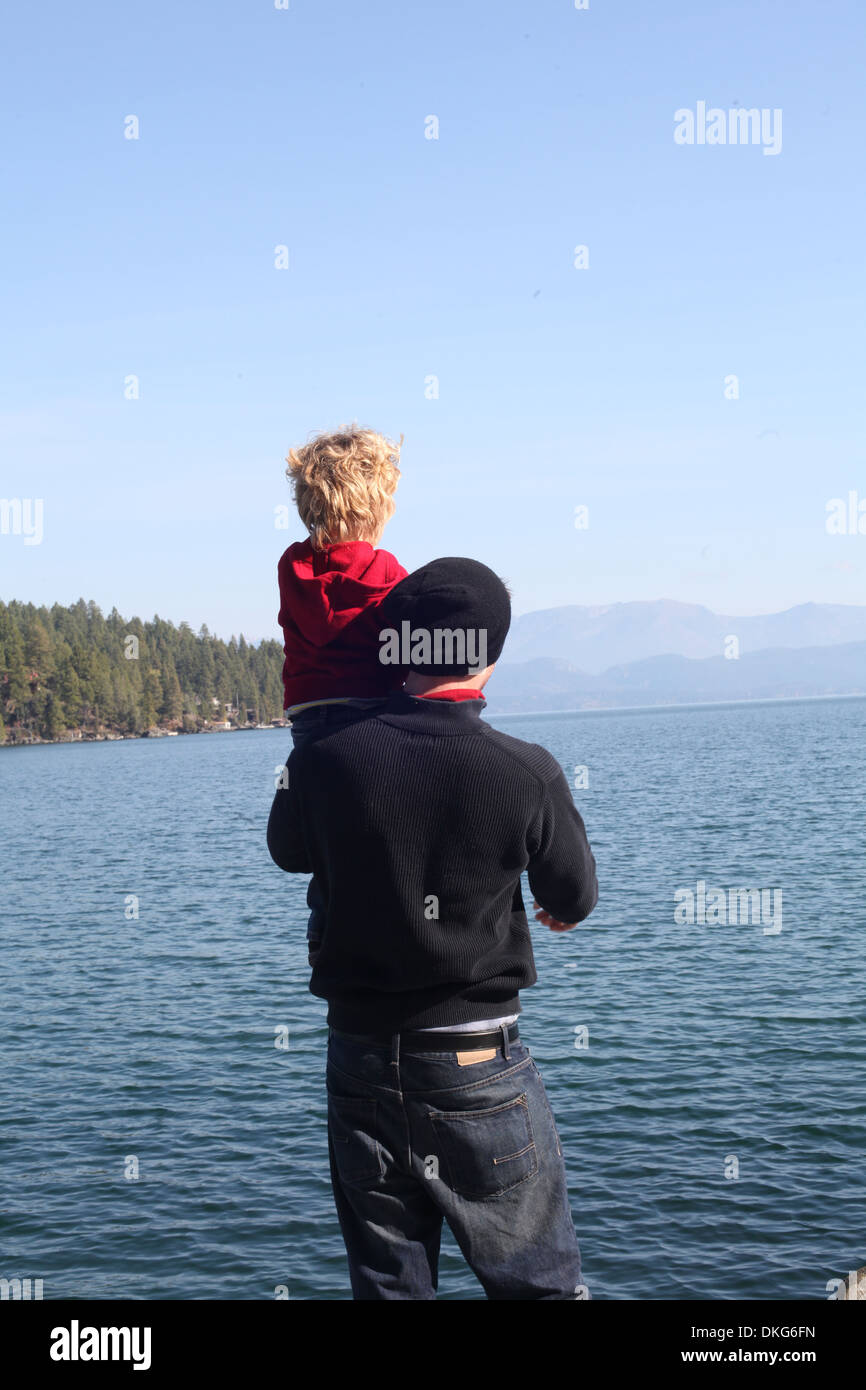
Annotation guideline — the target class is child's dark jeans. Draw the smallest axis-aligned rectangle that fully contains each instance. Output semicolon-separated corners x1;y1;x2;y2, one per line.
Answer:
288;699;390;961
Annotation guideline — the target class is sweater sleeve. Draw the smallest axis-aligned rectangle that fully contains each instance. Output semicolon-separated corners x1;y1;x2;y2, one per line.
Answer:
527;761;598;924
267;756;312;873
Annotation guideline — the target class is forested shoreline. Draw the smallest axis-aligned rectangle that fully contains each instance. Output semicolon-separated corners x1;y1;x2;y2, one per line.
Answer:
0;599;286;745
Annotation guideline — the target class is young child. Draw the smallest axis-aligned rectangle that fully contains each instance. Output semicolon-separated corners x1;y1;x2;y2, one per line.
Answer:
277;424;408;959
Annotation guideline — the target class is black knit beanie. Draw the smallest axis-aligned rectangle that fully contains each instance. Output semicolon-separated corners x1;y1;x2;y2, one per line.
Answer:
380;557;511;676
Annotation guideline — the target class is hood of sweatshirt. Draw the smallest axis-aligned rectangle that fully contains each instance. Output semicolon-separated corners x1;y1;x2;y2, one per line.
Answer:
278;539;407;649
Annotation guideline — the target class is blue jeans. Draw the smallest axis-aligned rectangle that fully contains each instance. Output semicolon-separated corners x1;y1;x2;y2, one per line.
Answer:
325;1025;589;1300
288;698;388;751
288;700;388;957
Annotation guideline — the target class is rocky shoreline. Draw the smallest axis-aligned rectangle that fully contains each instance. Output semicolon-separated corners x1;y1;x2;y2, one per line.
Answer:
1;721;289;748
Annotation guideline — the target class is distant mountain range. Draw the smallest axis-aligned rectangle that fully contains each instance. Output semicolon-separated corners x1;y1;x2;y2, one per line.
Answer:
503;601;866;673
493;602;866;712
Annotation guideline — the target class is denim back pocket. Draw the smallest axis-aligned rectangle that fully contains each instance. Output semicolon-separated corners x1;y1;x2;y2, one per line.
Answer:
327;1094;384;1187
429;1093;538;1200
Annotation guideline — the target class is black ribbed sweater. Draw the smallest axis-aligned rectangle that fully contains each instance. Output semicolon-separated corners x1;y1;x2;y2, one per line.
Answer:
267;691;598;1031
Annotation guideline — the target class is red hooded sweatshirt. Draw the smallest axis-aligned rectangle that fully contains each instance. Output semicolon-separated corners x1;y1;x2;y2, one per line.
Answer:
277;539;408;710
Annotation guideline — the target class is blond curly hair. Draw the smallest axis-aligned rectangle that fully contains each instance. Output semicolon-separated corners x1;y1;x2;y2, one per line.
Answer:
285;424;403;549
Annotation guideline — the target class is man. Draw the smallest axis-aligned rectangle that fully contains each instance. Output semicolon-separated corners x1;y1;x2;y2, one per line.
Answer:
267;558;598;1299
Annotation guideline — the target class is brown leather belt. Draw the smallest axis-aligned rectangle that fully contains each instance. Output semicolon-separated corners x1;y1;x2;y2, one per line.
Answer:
329;1021;520;1051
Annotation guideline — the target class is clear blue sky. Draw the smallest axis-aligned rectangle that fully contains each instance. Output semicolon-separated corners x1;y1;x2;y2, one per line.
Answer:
2;0;863;639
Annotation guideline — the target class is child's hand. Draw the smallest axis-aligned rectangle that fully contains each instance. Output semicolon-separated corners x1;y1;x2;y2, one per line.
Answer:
533;899;578;932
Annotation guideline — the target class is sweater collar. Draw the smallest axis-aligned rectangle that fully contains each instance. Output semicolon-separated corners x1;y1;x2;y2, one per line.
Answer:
378;689;488;734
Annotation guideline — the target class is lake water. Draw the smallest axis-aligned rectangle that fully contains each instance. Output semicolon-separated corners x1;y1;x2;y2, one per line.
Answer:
2;696;864;1300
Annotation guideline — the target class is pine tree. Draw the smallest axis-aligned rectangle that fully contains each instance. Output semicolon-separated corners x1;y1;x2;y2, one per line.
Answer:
159;663;183;723
57;656;82;726
44;692;66;740
0;599;285;741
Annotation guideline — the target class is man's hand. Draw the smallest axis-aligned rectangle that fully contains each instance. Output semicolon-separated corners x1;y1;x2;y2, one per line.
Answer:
533;900;578;932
